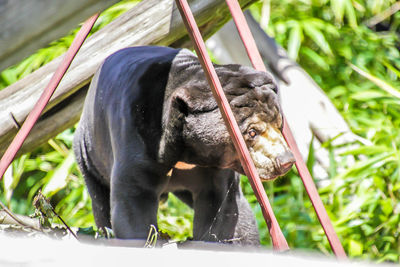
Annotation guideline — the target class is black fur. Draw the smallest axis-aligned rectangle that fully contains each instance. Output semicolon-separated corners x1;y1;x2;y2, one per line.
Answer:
74;46;285;245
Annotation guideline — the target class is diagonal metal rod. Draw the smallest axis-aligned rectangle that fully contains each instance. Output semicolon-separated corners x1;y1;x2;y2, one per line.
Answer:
175;0;289;251
225;0;347;258
0;13;100;180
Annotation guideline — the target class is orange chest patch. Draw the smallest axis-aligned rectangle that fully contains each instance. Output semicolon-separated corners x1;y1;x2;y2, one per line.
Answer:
167;161;196;176
174;161;196;170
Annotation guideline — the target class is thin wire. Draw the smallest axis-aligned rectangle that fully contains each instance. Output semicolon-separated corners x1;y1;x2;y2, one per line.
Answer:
201;176;236;242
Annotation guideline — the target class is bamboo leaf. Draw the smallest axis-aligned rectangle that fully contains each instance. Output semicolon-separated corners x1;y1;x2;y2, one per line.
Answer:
306;135;315;177
350;63;400;99
287;22;302;60
331;0;346;23
381;59;400;79
308;18;340;37
0;69;18;85
344;0;358;28
351;90;387;101
42;152;75;197
301;47;330;70
340;145;390;156
302;23;333;56
339;152;396;179
349;239;363;256
380;199;393;216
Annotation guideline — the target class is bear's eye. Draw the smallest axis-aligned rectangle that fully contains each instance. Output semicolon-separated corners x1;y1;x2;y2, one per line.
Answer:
248;129;258;138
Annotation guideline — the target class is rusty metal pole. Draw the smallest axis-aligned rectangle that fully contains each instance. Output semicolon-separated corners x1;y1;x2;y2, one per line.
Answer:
224;0;347;258
0;13;100;180
175;0;289;251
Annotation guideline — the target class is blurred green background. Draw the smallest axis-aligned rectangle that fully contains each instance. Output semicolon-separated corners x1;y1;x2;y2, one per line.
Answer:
0;0;399;263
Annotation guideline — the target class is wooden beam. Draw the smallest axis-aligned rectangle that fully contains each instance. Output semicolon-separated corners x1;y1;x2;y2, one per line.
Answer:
0;0;120;71
0;0;256;157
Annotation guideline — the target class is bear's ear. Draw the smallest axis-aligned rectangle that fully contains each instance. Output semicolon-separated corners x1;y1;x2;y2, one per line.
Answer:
159;86;210;165
170;87;217;115
173;91;189;116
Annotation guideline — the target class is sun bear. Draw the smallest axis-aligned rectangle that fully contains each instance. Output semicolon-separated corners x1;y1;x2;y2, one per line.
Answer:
73;46;294;245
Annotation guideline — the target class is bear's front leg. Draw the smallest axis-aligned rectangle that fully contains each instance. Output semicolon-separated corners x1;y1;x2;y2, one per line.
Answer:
191;168;242;243
194;170;260;245
170;167;259;245
110;162;169;239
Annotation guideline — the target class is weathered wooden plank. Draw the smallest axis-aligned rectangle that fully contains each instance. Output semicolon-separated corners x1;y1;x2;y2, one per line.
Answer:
0;0;256;157
0;0;119;71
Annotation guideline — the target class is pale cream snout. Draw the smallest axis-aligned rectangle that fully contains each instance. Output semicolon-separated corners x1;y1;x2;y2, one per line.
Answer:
249;126;295;180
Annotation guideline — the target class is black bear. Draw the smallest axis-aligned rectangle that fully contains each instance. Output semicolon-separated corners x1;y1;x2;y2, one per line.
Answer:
73;46;294;245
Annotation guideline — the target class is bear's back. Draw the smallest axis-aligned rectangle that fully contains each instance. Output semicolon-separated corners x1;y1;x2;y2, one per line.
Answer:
74;46;182;180
96;46;181;113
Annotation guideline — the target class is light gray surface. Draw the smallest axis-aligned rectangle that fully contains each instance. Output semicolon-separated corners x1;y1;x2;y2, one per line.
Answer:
0;0;119;71
0;234;386;267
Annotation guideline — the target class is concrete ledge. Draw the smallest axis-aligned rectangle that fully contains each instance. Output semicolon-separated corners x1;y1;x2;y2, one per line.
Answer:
0;234;387;267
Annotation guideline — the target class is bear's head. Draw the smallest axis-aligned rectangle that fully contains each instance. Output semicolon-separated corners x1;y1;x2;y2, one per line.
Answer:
160;58;295;181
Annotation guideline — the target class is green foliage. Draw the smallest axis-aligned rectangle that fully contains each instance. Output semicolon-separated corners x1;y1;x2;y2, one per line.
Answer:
158;193;193;241
1;128;94;228
1;0;399;263
248;0;400;262
0;1;141;227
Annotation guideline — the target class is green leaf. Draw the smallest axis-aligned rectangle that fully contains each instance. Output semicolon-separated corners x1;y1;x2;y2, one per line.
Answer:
387;214;400;226
42;151;75;197
382;236;395;243
331;0;346;23
339;145;389;156
328;86;347;98
344;0;357;28
0;69;18;85
350;63;400;99
361;224;374;236
377;254;399;263
306;135;315;177
287;22;302;60
337;46;353;60
348;239;363;256
373;175;386;192
301;47;330;70
328;144;337;178
307;18;340;37
338;152;396;179
380;199;393;216
381;59;400;79
351;90;387;101
302;23;333;56
77;226;96;236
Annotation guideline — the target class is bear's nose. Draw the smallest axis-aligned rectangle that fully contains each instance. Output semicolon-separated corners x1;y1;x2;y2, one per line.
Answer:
276;152;295;174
